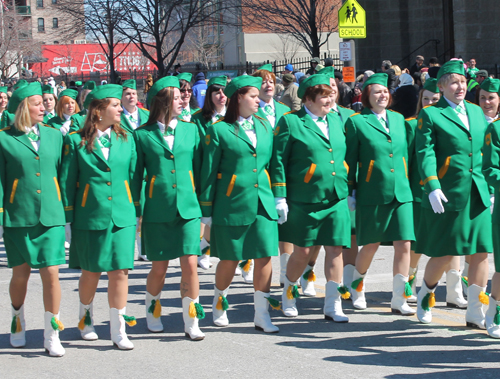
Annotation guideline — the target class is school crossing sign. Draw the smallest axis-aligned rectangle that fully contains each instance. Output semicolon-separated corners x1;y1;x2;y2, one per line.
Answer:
338;0;366;39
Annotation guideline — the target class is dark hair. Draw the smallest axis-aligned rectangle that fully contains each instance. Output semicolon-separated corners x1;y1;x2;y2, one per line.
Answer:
79;98;127;153
477;88;500;113
179;79;199;109
361;84;393;109
224;86;254;125
302;84;333;104
147;87;176;126
202;84;226;121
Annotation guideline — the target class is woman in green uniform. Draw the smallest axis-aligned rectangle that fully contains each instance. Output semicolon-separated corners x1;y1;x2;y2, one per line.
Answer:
60;84;140;350
178;73;200;122
47;89;80;136
478;78;500;123
70;81;96;132
0;82;66;357
199;75;280;333
133;76;205;340
345;73;415;315
270;74;351;321
120;79;150;133
42;85;57;123
415;60;492;328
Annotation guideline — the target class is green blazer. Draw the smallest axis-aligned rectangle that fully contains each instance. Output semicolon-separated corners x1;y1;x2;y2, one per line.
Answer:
121;107;150;133
255;100;291;129
416;98;490;211
191;109;211;138
59;130;139;230
336;105;355;130
43;112;56;124
270;108;348;203
134;120;202;222
405;117;424;202
47;115;70;130
199;115;278;226
345;107;413;206
70;110;87;132
0;111;14;129
483;119;500;224
0;125;65;227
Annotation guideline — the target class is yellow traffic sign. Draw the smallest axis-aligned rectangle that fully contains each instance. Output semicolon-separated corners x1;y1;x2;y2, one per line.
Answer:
338;0;366;39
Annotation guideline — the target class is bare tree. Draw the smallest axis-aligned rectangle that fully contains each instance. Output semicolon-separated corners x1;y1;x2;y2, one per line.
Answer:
270;34;302;62
185;25;225;70
241;0;341;58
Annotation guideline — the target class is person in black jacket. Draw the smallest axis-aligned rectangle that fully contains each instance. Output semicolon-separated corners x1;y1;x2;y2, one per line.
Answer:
381;60;397;94
391;73;418;118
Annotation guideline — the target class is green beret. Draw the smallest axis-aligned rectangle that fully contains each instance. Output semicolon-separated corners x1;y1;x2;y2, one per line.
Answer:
83;81;96;90
297;74;331;99
83;84;123;109
480;78;500;93
437;60;465;81
257;63;273;72
224;76;262;98
122;79;136;90
147;76;180;106
316;66;336;79
8;82;42;113
58;89;79;100
177;73;193;82
423;78;439;93
362;73;388;90
13;79;28;91
75;81;83;86
207;75;227;88
42;85;54;95
0;86;8;94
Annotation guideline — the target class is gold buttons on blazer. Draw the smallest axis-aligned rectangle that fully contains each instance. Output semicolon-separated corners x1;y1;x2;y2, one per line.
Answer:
108;197;112;200
252;153;257;157
390;169;394;172
388;140;392;143
330;160;334;164
172;184;177;188
171;170;175;173
389;154;393;157
332;172;336;176
328;148;333;152
469;137;472;141
469;169;473;172
469;153;472;157
36;190;41;193
254;184;258;187
35;156;40;160
36;173;40;176
106;168;111;172
253;169;257;172
107;182;111;186
170;155;174;158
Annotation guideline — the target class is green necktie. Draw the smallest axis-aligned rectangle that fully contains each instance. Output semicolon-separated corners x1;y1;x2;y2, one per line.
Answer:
164;126;175;136
264;104;275;117
47;113;55;120
240;120;254;131
27;130;39;142
380;117;389;131
129;114;137;123
214;114;222;121
455;104;466;116
317;116;327;126
98;134;111;148
181;108;190;118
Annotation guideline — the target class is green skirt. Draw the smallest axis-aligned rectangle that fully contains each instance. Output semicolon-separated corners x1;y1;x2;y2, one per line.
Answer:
492;225;500;272
142;217;201;261
356;199;415;246
416;184;492;257
411;201;421;251
279;198;351;248
211;203;278;261
69;222;135;272
4;223;65;269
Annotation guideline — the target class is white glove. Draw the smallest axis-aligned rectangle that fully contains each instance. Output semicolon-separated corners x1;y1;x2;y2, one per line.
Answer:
275;197;288;225
429;189;448;214
60;120;71;136
0;226;3;239
64;222;71;243
490;194;495;215
347;190;356;211
201;217;212;227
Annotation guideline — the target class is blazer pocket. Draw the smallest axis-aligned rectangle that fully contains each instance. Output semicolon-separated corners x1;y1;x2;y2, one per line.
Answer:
365;160;374;182
438;156;451;179
81;184;90;207
149;175;156;198
189;170;195;192
402;157;408;179
226;175;237;197
344;161;349;174
304;163;317;183
217;173;222;179
54;177;61;201
124;180;132;203
9;178;19;203
265;169;271;188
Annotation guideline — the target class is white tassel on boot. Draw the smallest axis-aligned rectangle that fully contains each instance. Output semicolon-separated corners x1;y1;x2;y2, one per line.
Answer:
465;284;487;329
350;268;367;310
282;276;299;317
241;260;254;283
145;292;163;332
109;307;135;350
462;261;469;298
407;267;418;303
416;281;438;324
10;304;26;348
446;269;468;309
182;297;205;340
78;302;98;340
198;237;212;270
279;254;290;288
212;286;230;327
254;291;279;333
485;296;500;338
324;281;349;323
343;264;355;300
44;311;65;357
300;265;316;297
391;274;416;315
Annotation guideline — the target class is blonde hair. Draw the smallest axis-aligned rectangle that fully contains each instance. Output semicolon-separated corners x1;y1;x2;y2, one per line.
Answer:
390;65;402;76
14;98;32;132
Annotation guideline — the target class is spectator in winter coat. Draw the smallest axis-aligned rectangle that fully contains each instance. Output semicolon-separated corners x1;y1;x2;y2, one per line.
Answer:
192;72;208;108
334;71;353;108
381;60;398;94
390;73;418;118
279;73;301;111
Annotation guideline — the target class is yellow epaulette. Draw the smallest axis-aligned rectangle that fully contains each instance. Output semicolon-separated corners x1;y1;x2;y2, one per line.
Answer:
388;109;402;115
69;131;78;135
283;110;298;116
349;112;361;117
0;126;11;132
465;100;475;104
137;123;149;129
276;100;289;107
213;118;225;124
254;115;266;121
139;107;150;112
423;103;437;109
338;104;348;109
42;123;56;129
493;118;500;123
192;109;202;115
405;117;417;121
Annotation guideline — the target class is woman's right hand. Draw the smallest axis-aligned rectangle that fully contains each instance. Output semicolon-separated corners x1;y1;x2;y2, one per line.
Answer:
429;189;448;214
275;197;288;225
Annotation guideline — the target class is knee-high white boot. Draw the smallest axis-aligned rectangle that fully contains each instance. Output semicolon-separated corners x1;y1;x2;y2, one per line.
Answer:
324;281;349;323
407;267;418;303
300;265;317;297
78;302;98;340
416;281;437;324
254;291;279;333
212;286;230;327
280;254;290;288
198;237;212;270
485;296;500;338
44;311;65;357
240;260;254;284
282;276;299;317
465;284;487;329
391;274;416;315
10;304;26;348
343;264;355;300
350;268;367;310
145;292;164;332
462;261;469;298
182;297;205;340
445;269;467;308
109;307;135;350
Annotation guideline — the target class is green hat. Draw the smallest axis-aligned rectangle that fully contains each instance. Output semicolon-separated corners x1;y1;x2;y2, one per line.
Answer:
257;63;273;72
362;73;389;90
58;89;79;100
122;79;136;90
83;81;96;90
0;86;7;94
8;82;42;113
423;78;439;93
224;76;262;98
147;76;180;106
316;66;336;79
297;74;330;99
480;78;500;93
75;81;83;86
177;73;193;82
84;84;123;109
42;85;54;95
207;75;227;88
13;79;28;91
437;60;465;81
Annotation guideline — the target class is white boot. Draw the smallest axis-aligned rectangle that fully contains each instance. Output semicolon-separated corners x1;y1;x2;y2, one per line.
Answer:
343;264;355;300
279;254;290;288
44;311;65;357
109;307;135;350
235;265;242;275
198;237;212;270
212;286;229;327
416;281;437;324
485;296;500;338
324;281;349;323
350;268;367;310
465;284;487;329
145;292;163;332
182;297;205;340
282;276;299;317
446;269;468;309
10;305;26;348
254;291;279;333
462;261;469;299
391;274;416;315
78;302;98;340
300;265;316;297
241;260;254;284
407;267;418;303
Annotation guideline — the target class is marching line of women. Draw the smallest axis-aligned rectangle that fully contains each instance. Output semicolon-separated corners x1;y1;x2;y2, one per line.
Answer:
2;59;500;358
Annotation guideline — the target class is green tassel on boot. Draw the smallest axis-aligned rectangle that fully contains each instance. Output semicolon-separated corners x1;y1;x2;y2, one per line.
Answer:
123;315;137;327
404;282;413;298
461;276;468;287
148;300;156;314
195;303;205;319
11;316;17;334
494;305;500;326
266;297;281;311
351;277;363;292
337;285;351;299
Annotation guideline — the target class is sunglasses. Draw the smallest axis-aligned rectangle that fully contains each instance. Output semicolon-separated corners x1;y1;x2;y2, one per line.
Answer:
180;89;193;93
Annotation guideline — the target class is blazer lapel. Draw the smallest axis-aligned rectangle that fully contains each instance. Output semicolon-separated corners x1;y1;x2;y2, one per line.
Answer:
107;130;122;165
364;110;390;137
173;121;187;151
300;109;329;142
12;128;37;155
92;135;109;166
228;121;253;147
120;113;134;133
147;123;172;153
439;98;470;134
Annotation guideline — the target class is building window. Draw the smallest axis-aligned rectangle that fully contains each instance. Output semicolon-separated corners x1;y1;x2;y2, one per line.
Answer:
37;0;44;8
53;18;58;28
38;18;45;32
